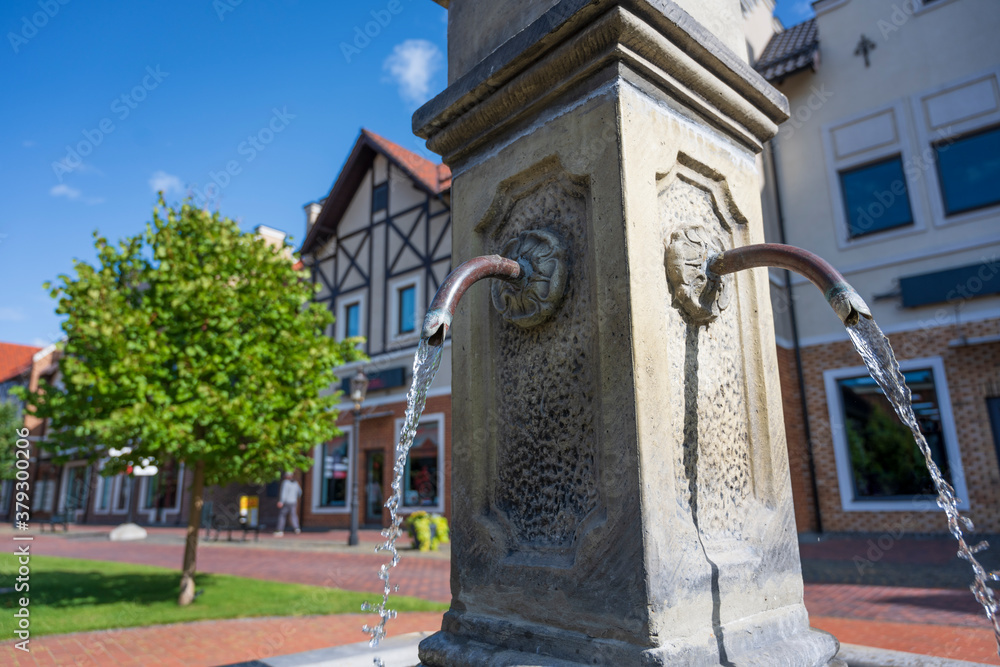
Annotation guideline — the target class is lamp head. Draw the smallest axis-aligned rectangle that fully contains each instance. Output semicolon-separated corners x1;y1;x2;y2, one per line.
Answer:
350;369;369;411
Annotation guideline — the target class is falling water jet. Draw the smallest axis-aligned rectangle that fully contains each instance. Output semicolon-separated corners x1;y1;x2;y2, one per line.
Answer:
362;338;443;651
362;247;554;655
844;317;1000;654
710;243;1000;655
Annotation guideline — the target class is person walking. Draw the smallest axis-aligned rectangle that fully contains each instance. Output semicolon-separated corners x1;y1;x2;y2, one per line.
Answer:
274;472;302;536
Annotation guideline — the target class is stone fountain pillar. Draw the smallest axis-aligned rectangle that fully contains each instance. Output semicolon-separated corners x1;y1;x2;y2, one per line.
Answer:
415;1;841;665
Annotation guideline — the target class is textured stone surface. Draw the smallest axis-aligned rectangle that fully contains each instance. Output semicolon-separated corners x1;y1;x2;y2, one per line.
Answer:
490;174;600;555
417;0;834;664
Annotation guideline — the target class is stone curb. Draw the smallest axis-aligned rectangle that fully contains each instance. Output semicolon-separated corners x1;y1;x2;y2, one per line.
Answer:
838;643;994;667
221;631;431;667
221;635;995;667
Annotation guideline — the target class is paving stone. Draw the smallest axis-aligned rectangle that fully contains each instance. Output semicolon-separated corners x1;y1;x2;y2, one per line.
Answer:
3;530;998;664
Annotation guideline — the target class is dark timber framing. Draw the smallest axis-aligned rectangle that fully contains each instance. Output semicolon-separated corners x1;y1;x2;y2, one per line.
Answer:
308;161;450;358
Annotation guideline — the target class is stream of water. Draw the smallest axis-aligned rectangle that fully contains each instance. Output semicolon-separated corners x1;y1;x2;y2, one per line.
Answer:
362;339;444;658
846;316;1000;653
357;310;1000;662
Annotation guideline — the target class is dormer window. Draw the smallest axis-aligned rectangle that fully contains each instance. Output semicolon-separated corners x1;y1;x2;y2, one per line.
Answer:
372;182;388;213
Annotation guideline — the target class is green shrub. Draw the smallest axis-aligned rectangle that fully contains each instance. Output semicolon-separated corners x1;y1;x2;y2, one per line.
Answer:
404;511;450;551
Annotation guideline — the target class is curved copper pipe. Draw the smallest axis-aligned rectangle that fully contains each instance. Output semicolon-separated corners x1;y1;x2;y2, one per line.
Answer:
422;255;523;346
708;243;872;325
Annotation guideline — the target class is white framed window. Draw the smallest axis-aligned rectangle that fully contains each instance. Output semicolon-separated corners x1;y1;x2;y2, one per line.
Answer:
337;292;366;341
32;478;56;513
910;67;1000;229
388;274;423;342
823;356;968;512
311;433;352;514
58;462;90;520
394;413;445;513
112;474;132;515
138;461;184;523
822;101;928;249
94;470;114;514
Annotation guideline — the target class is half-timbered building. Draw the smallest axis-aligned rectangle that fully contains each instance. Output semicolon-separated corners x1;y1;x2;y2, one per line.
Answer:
299;129;454;528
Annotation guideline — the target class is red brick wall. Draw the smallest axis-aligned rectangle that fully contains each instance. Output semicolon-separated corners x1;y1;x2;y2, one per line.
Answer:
797;317;1000;534
776;344;819;533
302;394;452;529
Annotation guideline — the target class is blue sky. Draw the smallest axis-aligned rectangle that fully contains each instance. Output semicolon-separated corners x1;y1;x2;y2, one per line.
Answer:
1;0;812;348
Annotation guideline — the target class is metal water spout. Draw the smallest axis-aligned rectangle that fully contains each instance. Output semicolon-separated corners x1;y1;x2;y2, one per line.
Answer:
422;229;569;346
709;243;871;325
421;255;523;346
678;242;871;326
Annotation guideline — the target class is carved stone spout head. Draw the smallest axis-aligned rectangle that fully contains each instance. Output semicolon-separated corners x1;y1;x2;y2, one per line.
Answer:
492;229;568;329
665;226;730;326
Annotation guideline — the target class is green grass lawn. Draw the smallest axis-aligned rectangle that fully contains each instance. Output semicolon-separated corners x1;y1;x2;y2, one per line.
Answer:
1;556;446;637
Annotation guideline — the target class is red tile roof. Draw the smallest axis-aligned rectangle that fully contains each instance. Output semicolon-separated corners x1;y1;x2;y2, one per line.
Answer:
361;129;451;194
0;342;41;383
301;129;452;254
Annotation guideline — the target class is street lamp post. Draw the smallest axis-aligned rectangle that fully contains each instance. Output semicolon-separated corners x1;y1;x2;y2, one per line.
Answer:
348;369;368;547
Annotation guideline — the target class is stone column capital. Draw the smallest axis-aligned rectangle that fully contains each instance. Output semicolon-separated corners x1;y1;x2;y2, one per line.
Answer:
416;0;789;165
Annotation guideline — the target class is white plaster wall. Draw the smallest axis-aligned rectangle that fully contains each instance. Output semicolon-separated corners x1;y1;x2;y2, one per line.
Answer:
770;0;1000;342
743;0;781;63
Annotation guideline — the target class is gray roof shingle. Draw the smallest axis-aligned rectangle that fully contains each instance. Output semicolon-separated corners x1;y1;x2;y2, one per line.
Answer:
754;18;819;83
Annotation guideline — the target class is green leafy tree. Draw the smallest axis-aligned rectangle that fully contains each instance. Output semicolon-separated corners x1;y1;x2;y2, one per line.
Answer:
0;401;22;481
20;200;361;604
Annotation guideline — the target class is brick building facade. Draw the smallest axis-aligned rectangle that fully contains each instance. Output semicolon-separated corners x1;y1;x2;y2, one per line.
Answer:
297;129;454;530
758;0;1000;535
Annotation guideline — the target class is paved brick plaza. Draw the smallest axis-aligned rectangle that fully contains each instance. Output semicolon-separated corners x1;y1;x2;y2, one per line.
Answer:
2;528;998;665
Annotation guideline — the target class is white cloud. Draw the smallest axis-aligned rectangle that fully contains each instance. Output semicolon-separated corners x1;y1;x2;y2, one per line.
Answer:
22;140;35;148
383;39;443;106
149;170;183;194
50;184;81;200
32;337;50;347
50;183;104;205
0;307;25;322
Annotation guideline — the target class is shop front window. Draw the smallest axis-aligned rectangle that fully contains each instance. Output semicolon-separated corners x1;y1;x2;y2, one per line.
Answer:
404;421;440;508
63;466;89;512
838;368;952;500
142;461;180;510
115;475;131;512
320;436;350;507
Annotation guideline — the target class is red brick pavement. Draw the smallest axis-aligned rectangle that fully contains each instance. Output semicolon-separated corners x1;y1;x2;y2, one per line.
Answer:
812;616;1000;665
804;583;988;627
10;533;1000;664
0;613;442;667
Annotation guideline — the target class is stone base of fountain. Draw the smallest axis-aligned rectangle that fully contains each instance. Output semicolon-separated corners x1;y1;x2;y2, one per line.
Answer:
228;637;991;667
418;607;843;666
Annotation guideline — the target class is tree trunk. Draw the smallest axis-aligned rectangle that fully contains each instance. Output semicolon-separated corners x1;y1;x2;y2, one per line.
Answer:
178;459;205;606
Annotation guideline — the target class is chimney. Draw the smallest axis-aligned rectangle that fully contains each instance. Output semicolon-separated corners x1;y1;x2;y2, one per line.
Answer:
304;201;323;234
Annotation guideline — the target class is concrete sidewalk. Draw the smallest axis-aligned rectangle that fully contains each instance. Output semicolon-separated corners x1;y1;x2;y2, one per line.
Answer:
0;614;442;667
